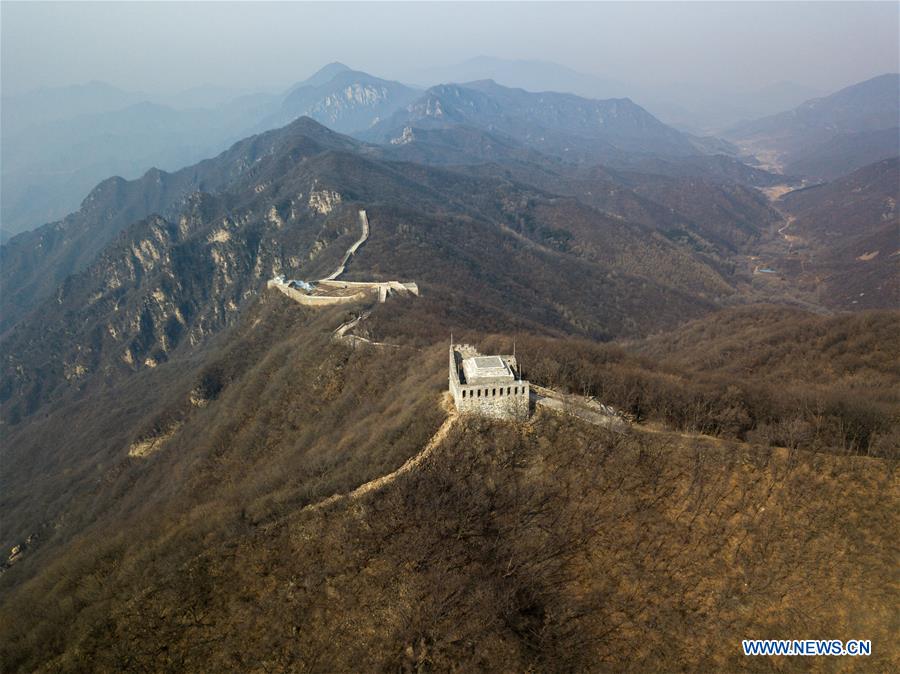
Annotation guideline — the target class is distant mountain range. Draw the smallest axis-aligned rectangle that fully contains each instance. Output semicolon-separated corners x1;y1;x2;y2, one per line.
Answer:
8;63;897;358
409;56;824;132
2;62;782;237
364;79;697;159
725;73;900;179
366;80;786;189
1;114;789;424
2;63;896;252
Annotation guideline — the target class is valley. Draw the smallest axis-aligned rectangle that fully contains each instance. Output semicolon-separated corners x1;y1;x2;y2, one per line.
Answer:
744;159;900;311
1;43;898;673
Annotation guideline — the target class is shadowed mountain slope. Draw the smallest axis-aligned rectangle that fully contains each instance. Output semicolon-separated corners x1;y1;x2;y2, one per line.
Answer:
778;157;899;309
729;74;899;144
378;124;781;257
784;126;900;180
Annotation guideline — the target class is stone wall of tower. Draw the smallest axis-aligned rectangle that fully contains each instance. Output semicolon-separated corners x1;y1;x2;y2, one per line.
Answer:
449;346;530;421
455;381;530;420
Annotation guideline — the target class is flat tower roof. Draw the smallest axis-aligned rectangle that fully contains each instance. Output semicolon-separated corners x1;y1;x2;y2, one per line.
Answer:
462;354;515;384
474;356;504;369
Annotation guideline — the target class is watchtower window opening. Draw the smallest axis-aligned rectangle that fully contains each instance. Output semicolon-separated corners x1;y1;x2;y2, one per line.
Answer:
492;388;496;396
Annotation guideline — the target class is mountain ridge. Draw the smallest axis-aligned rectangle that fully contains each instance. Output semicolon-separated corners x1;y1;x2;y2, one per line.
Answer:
0;117;363;331
365;79;699;160
2;118;773;425
725;73;900;179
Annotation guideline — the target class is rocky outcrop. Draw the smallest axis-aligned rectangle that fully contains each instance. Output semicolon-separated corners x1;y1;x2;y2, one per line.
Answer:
128;424;181;458
1;175;362;424
308;190;342;215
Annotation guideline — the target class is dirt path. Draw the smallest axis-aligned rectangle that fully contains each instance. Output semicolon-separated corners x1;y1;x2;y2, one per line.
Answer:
629;420;731;446
777;214;800;243
304;393;457;513
630;420;803;460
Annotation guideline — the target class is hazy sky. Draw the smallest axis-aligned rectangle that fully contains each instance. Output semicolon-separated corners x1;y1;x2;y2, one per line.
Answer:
2;1;898;96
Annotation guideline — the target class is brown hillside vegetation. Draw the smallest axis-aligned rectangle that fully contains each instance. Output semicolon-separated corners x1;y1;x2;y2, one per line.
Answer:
774;158;899;311
0;293;447;562
1;295;898;672
366;301;900;457
1;407;897;671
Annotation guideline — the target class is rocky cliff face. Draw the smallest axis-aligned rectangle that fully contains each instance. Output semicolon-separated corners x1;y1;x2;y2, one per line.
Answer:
0;171;357;424
0;118;361;332
275;70;420;134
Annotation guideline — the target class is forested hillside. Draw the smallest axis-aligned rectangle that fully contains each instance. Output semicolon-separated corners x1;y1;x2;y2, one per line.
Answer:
2;62;898;673
775;158;899;310
1;293;897;672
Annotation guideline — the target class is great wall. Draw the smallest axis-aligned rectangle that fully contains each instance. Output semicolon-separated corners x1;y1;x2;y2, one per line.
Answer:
128;206;625;464
268;206;628;428
302;393;459;514
267;209;419;306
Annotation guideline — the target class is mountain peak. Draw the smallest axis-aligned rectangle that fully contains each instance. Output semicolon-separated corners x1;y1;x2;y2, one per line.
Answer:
295;62;353;90
462;78;500;89
277;69;419;135
281;114;354;139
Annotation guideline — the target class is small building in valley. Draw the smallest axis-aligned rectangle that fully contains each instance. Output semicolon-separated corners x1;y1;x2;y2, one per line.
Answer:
449;341;530;420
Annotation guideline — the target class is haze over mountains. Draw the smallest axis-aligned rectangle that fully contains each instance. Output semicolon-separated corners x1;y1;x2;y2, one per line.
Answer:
2;60;897;358
412;56;826;131
1;46;898;672
365;79;697;157
4;60;896;238
725;73;900;178
2;57;897;431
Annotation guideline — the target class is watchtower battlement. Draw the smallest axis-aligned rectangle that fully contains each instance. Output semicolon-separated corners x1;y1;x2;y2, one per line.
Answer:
449;342;530;420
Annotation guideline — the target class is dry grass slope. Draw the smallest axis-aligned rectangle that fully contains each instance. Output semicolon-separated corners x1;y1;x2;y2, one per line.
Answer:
1;296;898;673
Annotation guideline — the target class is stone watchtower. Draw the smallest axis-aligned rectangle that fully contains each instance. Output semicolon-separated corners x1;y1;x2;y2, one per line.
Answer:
449;340;530;420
